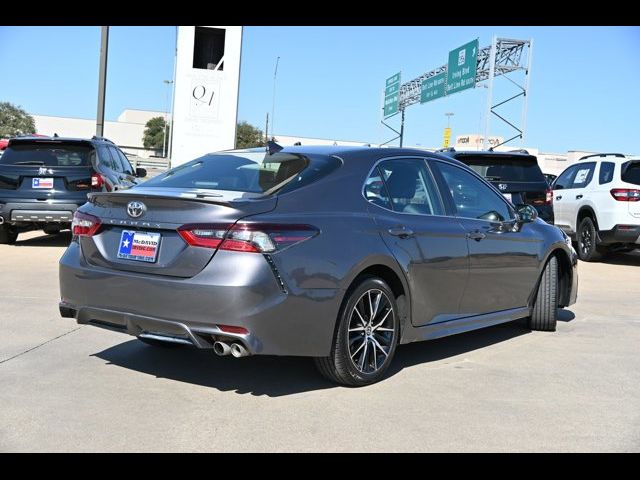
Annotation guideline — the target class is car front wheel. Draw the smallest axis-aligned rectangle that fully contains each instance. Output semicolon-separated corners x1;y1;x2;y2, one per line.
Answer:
315;277;400;387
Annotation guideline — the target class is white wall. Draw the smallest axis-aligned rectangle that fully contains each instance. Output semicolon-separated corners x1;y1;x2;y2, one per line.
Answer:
170;26;243;166
117;109;166;124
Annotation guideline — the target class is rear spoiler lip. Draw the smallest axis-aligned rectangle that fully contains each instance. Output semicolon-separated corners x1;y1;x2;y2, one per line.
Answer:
87;190;269;206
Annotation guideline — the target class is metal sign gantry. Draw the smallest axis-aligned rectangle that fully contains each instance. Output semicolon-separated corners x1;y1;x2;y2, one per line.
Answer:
383;37;533;150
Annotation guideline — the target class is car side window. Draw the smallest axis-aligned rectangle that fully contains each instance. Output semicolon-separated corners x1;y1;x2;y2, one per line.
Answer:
116;149;135;175
377;158;444;216
435;161;514;222
97;145;116;171
554;165;579;190
599;162;615;185
108;147;124;173
364;168;393;210
570;162;595;189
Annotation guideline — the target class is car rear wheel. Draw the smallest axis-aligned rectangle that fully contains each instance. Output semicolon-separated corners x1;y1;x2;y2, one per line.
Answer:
315;277;399;387
529;255;558;332
0;225;18;245
577;217;602;262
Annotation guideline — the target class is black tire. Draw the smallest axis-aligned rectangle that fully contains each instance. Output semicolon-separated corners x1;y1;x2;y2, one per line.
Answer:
529;255;558;332
0;225;18;245
138;337;182;348
576;216;601;262
315;276;400;387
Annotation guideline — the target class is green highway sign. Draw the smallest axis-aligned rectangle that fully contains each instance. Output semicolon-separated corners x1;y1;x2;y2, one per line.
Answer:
383;72;401;117
420;72;446;103
385;73;401;87
446;39;479;95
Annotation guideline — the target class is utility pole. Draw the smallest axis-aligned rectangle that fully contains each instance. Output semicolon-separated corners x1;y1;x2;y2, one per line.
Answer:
399;109;405;147
162;80;173;158
265;112;269;144
270;56;280;139
96;26;109;137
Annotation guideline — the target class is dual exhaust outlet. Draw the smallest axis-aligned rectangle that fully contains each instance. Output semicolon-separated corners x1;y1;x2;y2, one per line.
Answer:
213;340;249;358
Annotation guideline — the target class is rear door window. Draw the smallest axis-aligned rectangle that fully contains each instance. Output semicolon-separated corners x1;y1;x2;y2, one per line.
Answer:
455;154;545;182
0;143;93;167
97;145;117;171
108;147;124;173
599;162;615;185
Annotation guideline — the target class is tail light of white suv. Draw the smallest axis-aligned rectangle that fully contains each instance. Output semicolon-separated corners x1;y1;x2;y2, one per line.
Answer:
610;188;640;202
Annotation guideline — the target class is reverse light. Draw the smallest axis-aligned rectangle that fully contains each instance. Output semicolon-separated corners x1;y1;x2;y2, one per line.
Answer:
72;211;102;237
610;188;640;202
91;173;105;189
177;223;319;253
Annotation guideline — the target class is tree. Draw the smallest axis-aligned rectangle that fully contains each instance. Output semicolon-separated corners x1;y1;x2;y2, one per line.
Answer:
0;102;36;138
236;121;265;148
142;116;170;152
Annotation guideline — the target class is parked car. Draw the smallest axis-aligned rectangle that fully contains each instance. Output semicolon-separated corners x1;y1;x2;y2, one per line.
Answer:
59;146;578;386
0;135;147;244
439;149;554;224
552;152;640;261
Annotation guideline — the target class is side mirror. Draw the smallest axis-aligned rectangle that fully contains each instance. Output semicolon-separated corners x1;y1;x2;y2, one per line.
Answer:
136;167;147;178
515;204;538;223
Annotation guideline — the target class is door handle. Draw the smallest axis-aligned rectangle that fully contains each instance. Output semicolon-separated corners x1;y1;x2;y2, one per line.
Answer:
576;194;583;200
556;195;562;200
387;227;414;239
467;231;486;241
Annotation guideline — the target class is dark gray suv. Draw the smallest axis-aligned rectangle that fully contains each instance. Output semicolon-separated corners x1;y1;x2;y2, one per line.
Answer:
59;146;578;386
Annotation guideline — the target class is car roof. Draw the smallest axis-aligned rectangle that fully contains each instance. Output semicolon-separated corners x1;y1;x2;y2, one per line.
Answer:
7;135;112;147
442;149;536;159
577;153;638;163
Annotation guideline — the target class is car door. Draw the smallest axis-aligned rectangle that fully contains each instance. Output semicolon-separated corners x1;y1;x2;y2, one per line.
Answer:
432;160;542;316
560;162;596;230
552;164;580;233
365;157;470;327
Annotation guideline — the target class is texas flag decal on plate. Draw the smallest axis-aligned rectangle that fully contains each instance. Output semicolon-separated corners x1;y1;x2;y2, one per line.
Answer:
117;230;161;263
32;178;54;189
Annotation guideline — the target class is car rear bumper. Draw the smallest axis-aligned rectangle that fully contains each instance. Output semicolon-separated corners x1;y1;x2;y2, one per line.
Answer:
59;242;341;357
0;200;86;224
598;224;640;245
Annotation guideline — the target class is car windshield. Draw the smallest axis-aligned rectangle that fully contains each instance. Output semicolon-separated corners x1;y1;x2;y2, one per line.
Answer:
141;150;341;195
457;154;545;182
0;143;92;167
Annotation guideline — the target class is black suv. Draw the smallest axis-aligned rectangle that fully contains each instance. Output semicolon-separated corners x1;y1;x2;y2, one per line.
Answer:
0;135;147;244
439;149;554;224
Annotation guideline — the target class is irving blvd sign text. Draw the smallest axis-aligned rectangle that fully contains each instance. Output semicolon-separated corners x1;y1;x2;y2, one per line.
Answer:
446;39;478;95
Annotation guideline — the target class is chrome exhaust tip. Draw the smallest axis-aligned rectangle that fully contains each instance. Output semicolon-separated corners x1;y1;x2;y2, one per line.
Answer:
230;342;250;358
213;341;232;356
0;216;4;225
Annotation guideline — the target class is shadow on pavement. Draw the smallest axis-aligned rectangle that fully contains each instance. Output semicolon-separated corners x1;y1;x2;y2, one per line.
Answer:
14;231;72;247
94;320;534;397
597;250;640;266
557;309;575;322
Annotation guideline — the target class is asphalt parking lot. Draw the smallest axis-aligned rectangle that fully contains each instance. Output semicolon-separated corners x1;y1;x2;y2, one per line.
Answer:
0;231;638;452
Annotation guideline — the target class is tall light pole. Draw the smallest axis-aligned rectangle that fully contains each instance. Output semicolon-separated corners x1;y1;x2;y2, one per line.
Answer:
96;26;109;137
445;112;455;128
162;79;173;158
270;56;280;140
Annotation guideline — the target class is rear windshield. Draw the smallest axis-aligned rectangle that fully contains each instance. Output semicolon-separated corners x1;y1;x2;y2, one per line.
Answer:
0;143;93;167
622;161;640;186
142;151;341;195
456;154;545;182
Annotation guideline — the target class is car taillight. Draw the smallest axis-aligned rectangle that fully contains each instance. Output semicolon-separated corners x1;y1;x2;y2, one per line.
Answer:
71;211;102;237
610;188;640;202
177;224;231;249
91;173;105;189
177;223;319;253
545;188;553;205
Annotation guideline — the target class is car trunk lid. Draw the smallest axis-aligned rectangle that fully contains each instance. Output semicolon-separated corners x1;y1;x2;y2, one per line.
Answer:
79;188;277;278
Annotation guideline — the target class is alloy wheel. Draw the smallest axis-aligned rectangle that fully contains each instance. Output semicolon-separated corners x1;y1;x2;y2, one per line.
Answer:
347;289;396;374
580;226;592;257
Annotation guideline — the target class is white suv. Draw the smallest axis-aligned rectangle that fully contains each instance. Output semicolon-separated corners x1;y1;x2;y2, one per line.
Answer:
553;153;640;261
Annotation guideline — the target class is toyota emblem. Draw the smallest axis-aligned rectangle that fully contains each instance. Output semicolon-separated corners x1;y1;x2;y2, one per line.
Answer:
127;201;146;218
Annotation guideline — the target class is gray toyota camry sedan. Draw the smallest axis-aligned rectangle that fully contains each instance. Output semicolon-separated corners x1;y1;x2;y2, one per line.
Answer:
59;146;578;386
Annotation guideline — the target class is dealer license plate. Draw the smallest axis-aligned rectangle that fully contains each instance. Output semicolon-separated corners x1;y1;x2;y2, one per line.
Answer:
117;230;161;263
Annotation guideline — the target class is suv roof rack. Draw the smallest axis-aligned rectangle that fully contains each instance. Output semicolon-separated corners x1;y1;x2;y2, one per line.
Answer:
436;147;456;153
91;136;115;144
579;152;625;161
